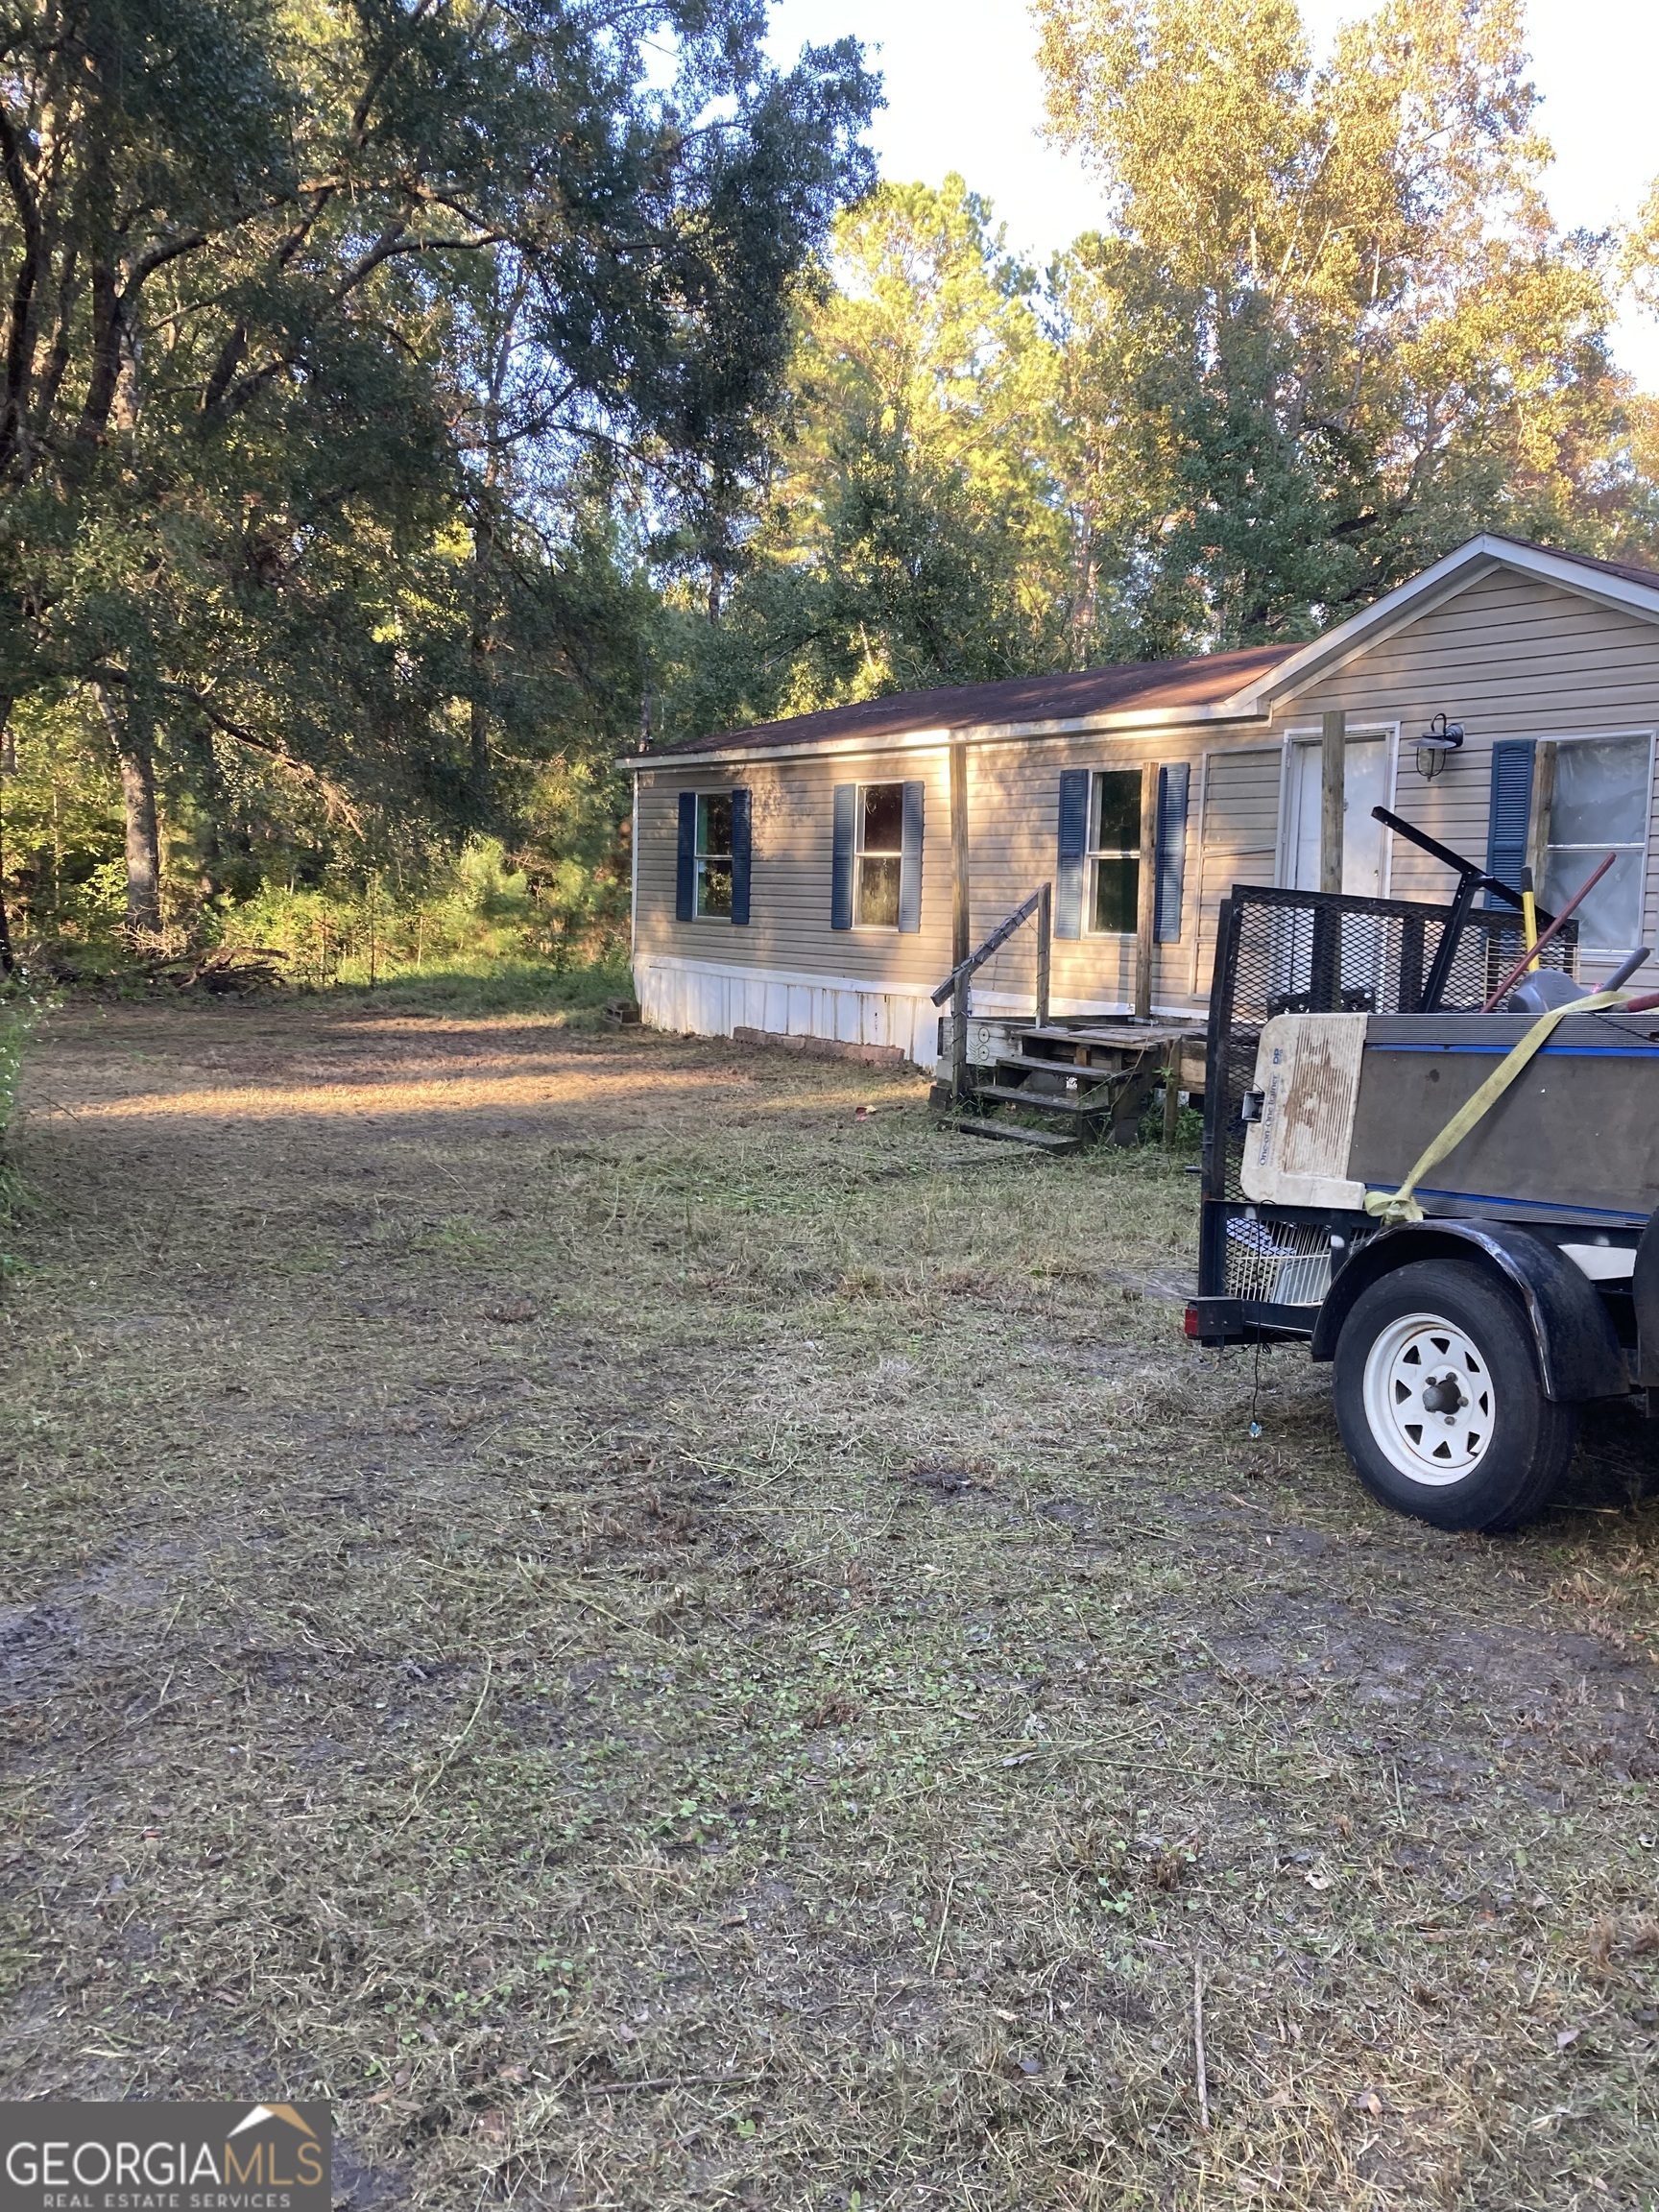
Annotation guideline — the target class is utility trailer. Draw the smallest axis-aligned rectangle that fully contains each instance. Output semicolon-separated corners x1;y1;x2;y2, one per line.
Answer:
1186;824;1659;1530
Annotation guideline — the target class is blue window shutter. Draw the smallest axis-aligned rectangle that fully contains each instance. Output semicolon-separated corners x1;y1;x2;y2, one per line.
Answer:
675;791;696;922
1154;762;1190;944
730;786;752;925
1055;769;1090;938
830;783;855;929
1484;740;1536;906
898;781;925;932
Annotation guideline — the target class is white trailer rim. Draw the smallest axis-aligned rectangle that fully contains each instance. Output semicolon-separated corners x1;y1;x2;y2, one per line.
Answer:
1360;1311;1496;1487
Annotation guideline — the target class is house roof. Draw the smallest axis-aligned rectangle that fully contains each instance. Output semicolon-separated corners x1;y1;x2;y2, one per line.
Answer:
633;532;1659;770
1487;535;1659;595
643;642;1298;762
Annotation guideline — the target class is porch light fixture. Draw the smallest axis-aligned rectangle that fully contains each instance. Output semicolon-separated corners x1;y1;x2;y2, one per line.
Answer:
1415;711;1464;781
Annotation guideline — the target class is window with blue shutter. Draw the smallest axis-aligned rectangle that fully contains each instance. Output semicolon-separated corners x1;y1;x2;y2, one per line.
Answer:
898;781;925;932
676;790;744;920
1484;740;1536;907
1154;761;1190;943
1054;769;1090;938
730;787;752;926
830;784;855;929
675;791;697;922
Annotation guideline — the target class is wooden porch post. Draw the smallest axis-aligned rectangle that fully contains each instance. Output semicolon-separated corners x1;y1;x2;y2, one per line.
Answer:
1525;739;1558;893
1035;879;1051;1028
1134;759;1158;1019
1321;709;1346;896
950;740;971;1095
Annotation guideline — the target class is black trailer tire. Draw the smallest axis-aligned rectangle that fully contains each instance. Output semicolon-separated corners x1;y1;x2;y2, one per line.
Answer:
1332;1258;1577;1532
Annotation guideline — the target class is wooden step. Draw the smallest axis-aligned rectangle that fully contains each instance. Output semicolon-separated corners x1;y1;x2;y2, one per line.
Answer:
991;1057;1118;1090
1017;1022;1203;1049
945;1118;1082;1154
972;1083;1116;1116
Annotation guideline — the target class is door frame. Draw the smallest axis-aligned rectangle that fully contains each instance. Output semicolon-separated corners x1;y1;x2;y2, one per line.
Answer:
1276;723;1401;897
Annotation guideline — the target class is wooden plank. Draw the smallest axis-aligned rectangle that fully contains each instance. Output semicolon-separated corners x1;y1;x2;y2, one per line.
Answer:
1526;738;1558;888
1321;709;1345;896
1135;759;1158;1019
1163;1042;1182;1145
1035;880;1052;1027
950;740;971;1098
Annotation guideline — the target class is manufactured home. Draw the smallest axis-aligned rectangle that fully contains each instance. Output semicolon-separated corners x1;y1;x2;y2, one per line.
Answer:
626;536;1659;1070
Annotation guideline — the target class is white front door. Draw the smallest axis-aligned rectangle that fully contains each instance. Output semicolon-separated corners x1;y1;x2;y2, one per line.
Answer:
1286;736;1392;897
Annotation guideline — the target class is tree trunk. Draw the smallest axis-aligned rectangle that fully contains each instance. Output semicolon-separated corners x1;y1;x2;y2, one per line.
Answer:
469;506;493;825
94;686;162;934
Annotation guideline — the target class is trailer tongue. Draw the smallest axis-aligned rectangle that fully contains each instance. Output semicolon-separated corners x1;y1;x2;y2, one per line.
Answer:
1188;812;1659;1531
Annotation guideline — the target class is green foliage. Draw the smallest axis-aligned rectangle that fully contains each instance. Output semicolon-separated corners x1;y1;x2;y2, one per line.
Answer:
0;0;876;944
218;836;627;990
0;995;31;1146
6;0;1659;956
660;177;1071;737
1034;0;1659;647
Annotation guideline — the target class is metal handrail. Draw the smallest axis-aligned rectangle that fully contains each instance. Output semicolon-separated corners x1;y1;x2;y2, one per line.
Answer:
932;882;1052;1098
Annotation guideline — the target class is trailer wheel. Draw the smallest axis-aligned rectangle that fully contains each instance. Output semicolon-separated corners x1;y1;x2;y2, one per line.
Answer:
1333;1258;1577;1531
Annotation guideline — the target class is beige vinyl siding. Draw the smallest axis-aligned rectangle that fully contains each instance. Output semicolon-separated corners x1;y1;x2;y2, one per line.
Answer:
635;754;952;986
1192;746;1285;995
1261;566;1659;972
637;726;1236;1029
950;727;1221;1016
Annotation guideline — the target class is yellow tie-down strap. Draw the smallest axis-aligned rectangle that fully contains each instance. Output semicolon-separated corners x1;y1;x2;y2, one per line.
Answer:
1363;991;1636;1226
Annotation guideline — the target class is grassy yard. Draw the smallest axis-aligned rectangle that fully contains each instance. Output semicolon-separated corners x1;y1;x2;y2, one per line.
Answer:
2;993;1658;2210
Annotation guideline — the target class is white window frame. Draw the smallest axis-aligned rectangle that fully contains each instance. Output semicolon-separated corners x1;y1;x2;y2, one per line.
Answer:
854;780;905;931
694;790;733;920
1530;728;1656;956
1276;722;1400;896
1082;764;1145;938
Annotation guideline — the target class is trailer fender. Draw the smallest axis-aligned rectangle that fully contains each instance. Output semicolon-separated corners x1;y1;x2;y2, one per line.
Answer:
1310;1220;1627;1403
1634;1208;1659;1386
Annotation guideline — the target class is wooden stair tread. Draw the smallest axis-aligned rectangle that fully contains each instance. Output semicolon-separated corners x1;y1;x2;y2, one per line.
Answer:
992;1055;1117;1084
944;1118;1082;1153
1018;1022;1204;1047
973;1084;1118;1115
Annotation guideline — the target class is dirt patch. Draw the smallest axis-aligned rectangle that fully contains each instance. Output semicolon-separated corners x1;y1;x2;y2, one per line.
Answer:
2;996;1658;2209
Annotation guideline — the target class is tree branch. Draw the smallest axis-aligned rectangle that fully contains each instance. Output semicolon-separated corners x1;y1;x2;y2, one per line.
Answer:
158;682;365;830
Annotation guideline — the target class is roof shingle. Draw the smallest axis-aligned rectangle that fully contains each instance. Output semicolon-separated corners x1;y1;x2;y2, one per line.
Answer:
648;641;1299;757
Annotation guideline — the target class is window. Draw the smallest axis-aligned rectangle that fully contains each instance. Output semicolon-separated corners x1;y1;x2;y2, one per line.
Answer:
1540;737;1651;952
856;782;904;927
694;792;733;918
675;787;750;925
1087;769;1142;934
830;779;921;932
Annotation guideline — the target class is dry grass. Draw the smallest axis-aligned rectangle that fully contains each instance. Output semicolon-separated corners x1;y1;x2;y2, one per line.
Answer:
3;994;1659;2210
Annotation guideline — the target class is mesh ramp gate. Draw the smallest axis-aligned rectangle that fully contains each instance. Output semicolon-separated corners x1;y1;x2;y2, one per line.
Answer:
1197;886;1578;1315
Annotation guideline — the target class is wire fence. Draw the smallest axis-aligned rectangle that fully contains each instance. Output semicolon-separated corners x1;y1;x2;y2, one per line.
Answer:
1201;885;1577;1206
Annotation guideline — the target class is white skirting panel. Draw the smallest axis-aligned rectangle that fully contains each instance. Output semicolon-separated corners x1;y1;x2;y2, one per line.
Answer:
635;953;944;1069
635;954;1205;1070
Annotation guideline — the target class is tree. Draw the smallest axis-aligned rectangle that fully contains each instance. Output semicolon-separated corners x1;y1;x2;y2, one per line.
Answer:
663;174;1068;735
0;0;876;929
1034;0;1649;649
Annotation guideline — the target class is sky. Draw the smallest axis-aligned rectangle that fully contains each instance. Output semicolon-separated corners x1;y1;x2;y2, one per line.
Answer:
764;0;1659;388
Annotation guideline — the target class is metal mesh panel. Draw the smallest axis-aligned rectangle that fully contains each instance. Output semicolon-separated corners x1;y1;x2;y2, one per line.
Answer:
1203;887;1576;1205
1223;1215;1334;1305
